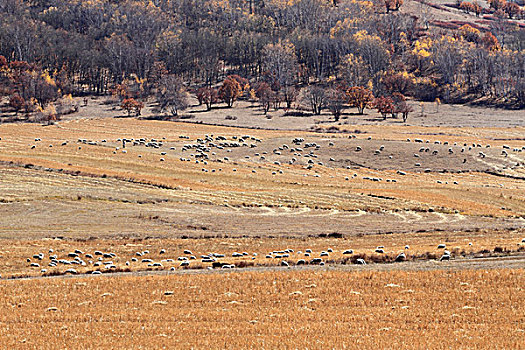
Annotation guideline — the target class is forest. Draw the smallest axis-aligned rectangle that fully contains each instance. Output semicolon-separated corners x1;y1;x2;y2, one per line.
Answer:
0;0;524;122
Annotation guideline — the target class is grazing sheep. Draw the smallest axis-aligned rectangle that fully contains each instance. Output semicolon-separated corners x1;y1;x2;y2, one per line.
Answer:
439;254;450;261
437;244;446;249
405;245;410;250
311;258;323;265
395;253;406;262
375;249;384;254
92;271;102;275
355;258;366;265
281;261;289;267
320;251;329;257
296;259;306;265
65;268;77;274
343;250;353;255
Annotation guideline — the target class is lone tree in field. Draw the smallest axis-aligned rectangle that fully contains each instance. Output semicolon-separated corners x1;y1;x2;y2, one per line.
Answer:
121;98;144;117
196;87;219;111
346;86;374;114
219;77;242;107
156;75;188;117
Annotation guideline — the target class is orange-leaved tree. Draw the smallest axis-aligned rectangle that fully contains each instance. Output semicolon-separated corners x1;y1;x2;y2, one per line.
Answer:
385;0;403;13
346;86;374;114
121;98;144;117
219;77;242;107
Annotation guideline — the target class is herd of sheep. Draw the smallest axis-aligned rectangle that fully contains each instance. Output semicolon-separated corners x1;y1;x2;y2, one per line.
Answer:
3;237;519;279
21;131;523;183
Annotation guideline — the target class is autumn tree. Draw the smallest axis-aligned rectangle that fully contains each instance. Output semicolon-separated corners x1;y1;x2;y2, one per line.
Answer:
381;71;414;95
353;31;391;90
255;82;275;115
459;1;475;14
472;1;483;16
392;93;413;122
488;0;506;11
481;32;501;51
196;87;219;111
374;96;394;119
156;75;189;117
219;77;242;107
338;54;371;88
227;75;250;94
459;24;481;43
9;94;24;114
346;86;374;114
121;98;144;117
504;2;521;19
385;0;403;13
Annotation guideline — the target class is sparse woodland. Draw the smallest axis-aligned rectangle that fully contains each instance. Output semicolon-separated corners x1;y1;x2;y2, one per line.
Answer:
0;0;524;122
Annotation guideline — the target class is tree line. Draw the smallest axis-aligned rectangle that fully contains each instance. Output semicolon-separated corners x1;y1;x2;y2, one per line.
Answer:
0;0;524;120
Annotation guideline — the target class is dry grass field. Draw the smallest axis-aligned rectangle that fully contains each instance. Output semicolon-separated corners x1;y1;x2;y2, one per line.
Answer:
0;100;524;347
1;268;524;348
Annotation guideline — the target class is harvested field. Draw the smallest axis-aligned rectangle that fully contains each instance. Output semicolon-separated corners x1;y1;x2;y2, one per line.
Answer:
1;268;524;348
0;107;524;348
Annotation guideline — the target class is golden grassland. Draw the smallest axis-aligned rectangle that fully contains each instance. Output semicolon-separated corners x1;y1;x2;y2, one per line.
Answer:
0;268;524;348
0;114;523;348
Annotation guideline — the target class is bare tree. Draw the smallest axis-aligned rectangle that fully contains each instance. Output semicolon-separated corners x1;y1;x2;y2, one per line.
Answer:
157;75;189;117
302;86;327;115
